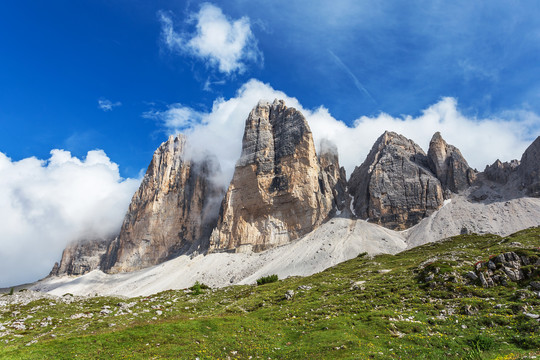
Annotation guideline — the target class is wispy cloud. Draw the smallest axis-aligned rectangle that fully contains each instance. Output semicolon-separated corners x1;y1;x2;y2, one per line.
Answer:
328;50;376;104
98;98;122;112
143;104;204;132
159;3;263;75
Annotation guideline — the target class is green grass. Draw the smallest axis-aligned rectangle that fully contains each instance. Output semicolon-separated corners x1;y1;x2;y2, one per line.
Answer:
1;228;539;359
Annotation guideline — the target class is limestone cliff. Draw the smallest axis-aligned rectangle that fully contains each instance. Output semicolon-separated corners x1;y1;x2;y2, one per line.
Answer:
484;159;520;184
208;100;340;253
427;132;476;192
348;131;444;230
518;136;540;196
102;134;223;273
49;236;112;277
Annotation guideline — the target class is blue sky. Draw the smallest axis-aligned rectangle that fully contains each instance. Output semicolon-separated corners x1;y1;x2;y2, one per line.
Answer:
1;0;540;286
2;1;540;177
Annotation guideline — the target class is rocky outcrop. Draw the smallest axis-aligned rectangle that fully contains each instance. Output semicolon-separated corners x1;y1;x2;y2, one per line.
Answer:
208;100;339;253
318;139;348;212
427;132;476;192
484;159;520;184
474;251;540;287
348;131;444;230
102;134;223;273
49;237;112;276
518;136;540;196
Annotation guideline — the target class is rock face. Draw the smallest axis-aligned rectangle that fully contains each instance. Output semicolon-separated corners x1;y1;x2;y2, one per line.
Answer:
49;237;112;276
318;139;348;212
427;132;476;192
484;159;520;184
208;100;341;253
102;134;223;273
518;136;540;196
348;131;444;230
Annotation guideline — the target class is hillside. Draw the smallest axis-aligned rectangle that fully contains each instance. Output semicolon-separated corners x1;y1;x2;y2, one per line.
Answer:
2;228;539;359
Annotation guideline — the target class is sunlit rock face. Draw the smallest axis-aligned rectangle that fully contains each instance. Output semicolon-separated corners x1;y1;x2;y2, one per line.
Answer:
348;131;444;230
209;100;343;253
103;134;223;273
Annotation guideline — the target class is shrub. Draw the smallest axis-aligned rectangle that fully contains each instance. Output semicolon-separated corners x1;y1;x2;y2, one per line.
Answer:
9;288;13;296
190;281;210;295
357;252;368;258
256;274;278;286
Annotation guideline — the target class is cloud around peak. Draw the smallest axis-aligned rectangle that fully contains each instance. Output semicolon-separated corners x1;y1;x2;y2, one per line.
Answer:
0;150;140;287
159;3;263;75
149;79;537;190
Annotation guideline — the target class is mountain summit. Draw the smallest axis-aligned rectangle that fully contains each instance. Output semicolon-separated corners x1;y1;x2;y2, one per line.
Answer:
49;100;540;280
209;99;345;253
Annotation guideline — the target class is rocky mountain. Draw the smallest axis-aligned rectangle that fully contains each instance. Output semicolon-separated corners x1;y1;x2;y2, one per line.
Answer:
484;159;520;184
518;136;540;196
49;236;112;277
102;134;223;273
427;132;476;193
208;100;345;253
347;131;444;230
52;134;223;276
49;98;540;282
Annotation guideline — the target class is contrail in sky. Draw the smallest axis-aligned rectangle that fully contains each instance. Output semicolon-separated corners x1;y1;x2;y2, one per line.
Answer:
328;49;377;105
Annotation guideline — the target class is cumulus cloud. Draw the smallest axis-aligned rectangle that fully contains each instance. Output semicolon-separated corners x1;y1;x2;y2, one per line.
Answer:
98;98;122;112
159;3;262;74
0;150;139;287
153;79;537;189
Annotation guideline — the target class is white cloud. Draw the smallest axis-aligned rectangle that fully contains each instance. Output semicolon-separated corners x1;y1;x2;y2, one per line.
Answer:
144;104;204;130
160;3;262;74
155;79;536;189
98;98;122;112
0;150;140;287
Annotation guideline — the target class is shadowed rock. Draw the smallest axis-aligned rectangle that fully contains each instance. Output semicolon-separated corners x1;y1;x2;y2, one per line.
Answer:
348;131;444;230
518;136;540;196
427;132;476;192
484;159;520;184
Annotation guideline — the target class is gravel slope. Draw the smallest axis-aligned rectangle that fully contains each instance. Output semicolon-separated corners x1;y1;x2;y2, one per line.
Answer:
30;194;540;297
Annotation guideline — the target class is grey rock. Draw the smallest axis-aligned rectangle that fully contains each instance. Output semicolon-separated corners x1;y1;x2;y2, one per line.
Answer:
518;136;540;196
318;138;348;213
465;271;478;281
209;100;340;252
427;132;476;192
348;131;444;230
50;236;112;276
103;135;223;273
530;281;540;290
484;159;519;184
493;252;521;269
285;290;295;300
523;312;539;319
502;266;524;282
479;272;494;288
